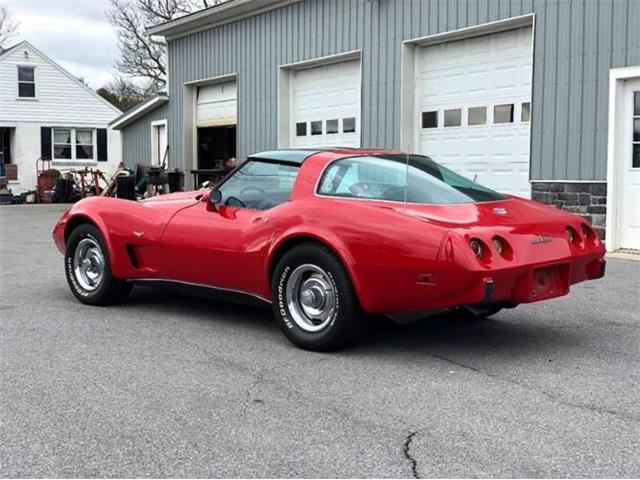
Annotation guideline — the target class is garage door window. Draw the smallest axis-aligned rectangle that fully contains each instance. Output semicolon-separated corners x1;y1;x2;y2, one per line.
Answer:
521;102;530;122
343;117;356;133
311;121;323;135
327;119;339;134
444;109;462;127
296;122;307;137
494;104;514;123
468;107;487;126
422;111;438;129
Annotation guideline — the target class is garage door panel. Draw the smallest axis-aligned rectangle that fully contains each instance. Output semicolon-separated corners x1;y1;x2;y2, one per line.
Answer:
291;59;360;148
196;81;237;127
417;26;533;197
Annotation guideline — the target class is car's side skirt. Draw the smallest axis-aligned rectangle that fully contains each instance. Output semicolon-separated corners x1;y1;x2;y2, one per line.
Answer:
127;279;272;308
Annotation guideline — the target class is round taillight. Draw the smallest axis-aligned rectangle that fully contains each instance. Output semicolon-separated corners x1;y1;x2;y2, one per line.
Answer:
566;226;583;247
469;239;483;258
581;225;590;238
492;237;504;255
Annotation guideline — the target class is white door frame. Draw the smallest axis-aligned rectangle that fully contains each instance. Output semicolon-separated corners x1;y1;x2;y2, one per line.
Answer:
150;119;168;167
182;72;237;187
606;66;640;252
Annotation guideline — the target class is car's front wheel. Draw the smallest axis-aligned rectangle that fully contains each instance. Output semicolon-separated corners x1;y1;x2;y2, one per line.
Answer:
272;243;365;351
65;224;131;305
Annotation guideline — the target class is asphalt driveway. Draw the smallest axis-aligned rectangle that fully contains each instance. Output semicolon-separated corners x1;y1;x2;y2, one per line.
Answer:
0;204;638;478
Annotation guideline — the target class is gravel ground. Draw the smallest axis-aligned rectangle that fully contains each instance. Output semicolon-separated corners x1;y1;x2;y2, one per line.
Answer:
0;204;639;478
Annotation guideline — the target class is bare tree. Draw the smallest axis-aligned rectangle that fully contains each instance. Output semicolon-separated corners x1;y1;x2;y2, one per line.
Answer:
0;6;20;47
97;76;153;111
108;0;216;92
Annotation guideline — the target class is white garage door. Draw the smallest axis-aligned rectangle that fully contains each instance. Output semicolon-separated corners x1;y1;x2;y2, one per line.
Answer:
196;81;237;127
417;27;533;197
291;60;360;148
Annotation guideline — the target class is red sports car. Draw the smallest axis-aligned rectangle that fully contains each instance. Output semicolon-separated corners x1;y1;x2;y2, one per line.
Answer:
53;149;606;350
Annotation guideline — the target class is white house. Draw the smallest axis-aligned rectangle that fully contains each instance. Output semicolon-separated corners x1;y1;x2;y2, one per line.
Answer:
0;41;122;190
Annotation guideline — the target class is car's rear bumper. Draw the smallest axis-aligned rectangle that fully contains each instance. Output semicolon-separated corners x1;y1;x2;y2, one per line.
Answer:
465;254;605;307
355;252;606;315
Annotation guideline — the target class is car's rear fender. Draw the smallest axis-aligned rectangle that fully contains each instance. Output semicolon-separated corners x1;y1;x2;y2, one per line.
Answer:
266;229;369;309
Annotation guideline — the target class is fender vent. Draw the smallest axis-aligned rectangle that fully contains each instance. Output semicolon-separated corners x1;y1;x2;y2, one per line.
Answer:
126;244;140;268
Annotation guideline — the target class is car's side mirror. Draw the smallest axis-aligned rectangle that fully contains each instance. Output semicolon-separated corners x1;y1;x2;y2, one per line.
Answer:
205;189;222;211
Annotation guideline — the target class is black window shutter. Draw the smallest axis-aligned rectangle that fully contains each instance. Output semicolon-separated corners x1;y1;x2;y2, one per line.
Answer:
97;128;107;161
40;127;51;159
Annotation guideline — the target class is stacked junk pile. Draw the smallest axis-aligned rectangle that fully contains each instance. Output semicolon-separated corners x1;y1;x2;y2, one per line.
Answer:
0;147;184;205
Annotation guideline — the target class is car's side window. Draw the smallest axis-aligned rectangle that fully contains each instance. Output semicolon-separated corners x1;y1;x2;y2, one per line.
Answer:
318;157;407;201
317;155;506;204
218;160;300;210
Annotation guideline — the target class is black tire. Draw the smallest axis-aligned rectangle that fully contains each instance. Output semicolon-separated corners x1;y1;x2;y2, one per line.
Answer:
271;243;366;351
64;224;131;306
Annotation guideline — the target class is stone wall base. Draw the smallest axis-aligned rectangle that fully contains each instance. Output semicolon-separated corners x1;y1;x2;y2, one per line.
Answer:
531;182;607;239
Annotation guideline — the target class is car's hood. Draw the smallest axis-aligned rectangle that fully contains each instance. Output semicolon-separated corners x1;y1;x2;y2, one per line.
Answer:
396;196;571;228
142;190;206;205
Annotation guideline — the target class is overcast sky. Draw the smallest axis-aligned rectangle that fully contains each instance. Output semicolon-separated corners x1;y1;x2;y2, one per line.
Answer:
4;0;118;88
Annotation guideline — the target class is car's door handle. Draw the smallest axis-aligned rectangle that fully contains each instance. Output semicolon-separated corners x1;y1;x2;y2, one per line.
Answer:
252;216;269;224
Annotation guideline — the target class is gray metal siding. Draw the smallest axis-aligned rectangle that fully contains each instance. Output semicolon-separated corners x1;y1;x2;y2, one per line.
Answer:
160;0;640;181
120;103;168;167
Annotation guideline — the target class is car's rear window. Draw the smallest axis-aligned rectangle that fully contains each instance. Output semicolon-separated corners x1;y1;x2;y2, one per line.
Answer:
317;154;507;204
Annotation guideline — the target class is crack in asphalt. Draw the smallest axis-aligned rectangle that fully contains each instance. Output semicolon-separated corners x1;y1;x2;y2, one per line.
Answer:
428;353;636;421
240;369;265;417
402;429;422;479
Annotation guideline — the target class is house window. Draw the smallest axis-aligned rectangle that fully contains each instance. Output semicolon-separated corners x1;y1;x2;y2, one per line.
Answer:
75;129;94;159
53;128;95;161
53;129;72;159
18;66;36;98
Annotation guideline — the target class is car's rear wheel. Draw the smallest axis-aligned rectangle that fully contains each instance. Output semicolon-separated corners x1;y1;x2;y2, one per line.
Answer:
272;243;365;351
65;224;131;305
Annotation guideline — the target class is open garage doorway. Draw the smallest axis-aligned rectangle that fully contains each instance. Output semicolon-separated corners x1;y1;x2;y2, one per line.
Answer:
194;80;237;186
197;125;236;182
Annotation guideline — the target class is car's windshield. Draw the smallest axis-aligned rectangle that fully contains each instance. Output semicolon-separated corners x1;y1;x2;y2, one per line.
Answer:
317;154;507;204
218;160;300;210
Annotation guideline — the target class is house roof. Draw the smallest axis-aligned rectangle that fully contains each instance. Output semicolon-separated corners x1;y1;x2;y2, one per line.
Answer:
146;0;298;39
0;40;121;115
109;93;169;130
0;42;24;61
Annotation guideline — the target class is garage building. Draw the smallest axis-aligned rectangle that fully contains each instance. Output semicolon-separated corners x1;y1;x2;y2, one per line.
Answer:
110;0;640;252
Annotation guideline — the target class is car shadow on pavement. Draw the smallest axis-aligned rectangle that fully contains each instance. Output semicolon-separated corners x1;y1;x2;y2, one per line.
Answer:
115;285;579;359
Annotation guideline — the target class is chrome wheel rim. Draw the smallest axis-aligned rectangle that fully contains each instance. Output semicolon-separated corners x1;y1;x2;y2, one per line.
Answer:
73;238;105;292
285;264;336;333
